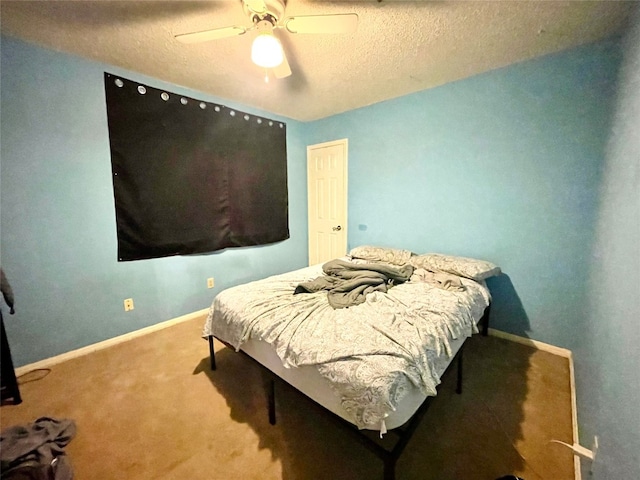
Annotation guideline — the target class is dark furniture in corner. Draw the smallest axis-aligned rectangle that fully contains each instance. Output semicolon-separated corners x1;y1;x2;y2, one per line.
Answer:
1;312;22;405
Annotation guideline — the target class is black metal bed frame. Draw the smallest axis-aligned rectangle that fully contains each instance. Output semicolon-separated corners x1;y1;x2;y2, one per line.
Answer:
207;304;490;480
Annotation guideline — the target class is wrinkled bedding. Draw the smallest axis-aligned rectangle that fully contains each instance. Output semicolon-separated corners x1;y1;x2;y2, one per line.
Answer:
203;258;491;430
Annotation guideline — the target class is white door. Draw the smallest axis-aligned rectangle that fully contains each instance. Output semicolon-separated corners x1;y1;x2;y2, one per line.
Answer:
307;139;348;266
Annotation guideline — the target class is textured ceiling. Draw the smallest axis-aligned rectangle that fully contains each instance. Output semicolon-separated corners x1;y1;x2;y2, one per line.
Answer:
1;1;635;121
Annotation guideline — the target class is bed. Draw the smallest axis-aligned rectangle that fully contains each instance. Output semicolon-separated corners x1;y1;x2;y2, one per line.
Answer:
203;246;500;479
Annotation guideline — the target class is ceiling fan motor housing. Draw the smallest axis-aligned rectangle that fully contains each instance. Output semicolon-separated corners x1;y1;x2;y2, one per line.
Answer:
242;0;285;24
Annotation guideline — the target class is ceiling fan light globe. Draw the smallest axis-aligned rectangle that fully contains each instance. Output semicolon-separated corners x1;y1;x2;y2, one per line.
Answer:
251;33;284;68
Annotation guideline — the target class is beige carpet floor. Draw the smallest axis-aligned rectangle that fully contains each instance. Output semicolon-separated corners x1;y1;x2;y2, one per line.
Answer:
0;315;574;480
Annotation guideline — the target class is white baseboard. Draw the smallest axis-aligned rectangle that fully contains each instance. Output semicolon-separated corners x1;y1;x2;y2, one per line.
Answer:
488;328;580;480
15;308;209;377
488;328;572;358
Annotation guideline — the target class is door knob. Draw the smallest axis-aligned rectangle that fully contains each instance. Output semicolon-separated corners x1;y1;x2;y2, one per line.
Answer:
332;225;342;231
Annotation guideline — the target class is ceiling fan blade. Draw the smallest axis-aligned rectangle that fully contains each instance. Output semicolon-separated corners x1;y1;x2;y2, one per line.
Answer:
284;14;358;35
243;0;268;16
273;49;292;79
175;26;247;44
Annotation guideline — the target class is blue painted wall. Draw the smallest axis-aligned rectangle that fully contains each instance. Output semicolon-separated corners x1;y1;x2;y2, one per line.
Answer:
0;37;309;366
577;10;640;478
305;39;622;352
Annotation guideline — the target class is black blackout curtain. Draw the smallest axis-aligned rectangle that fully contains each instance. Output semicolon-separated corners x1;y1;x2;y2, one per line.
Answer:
104;73;289;261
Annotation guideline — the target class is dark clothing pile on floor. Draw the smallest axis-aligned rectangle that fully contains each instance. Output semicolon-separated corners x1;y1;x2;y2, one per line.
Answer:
0;417;76;480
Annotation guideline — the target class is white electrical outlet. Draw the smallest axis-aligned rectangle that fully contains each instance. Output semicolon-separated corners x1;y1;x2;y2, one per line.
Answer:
207;277;215;289
124;298;134;311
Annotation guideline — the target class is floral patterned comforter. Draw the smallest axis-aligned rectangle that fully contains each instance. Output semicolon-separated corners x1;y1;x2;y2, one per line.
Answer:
203;259;491;430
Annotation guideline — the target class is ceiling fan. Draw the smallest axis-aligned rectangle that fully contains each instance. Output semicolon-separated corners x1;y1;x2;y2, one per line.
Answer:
175;0;358;79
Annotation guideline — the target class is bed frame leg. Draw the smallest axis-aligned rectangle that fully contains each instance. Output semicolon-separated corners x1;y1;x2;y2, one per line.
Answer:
208;336;216;371
383;456;396;480
268;378;276;425
456;344;464;395
482;304;491;337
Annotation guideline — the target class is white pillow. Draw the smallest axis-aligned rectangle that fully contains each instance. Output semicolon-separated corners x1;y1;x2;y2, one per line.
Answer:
410;253;501;281
348;245;413;266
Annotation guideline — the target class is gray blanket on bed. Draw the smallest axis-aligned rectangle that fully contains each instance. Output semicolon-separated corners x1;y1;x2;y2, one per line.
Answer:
294;259;414;309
